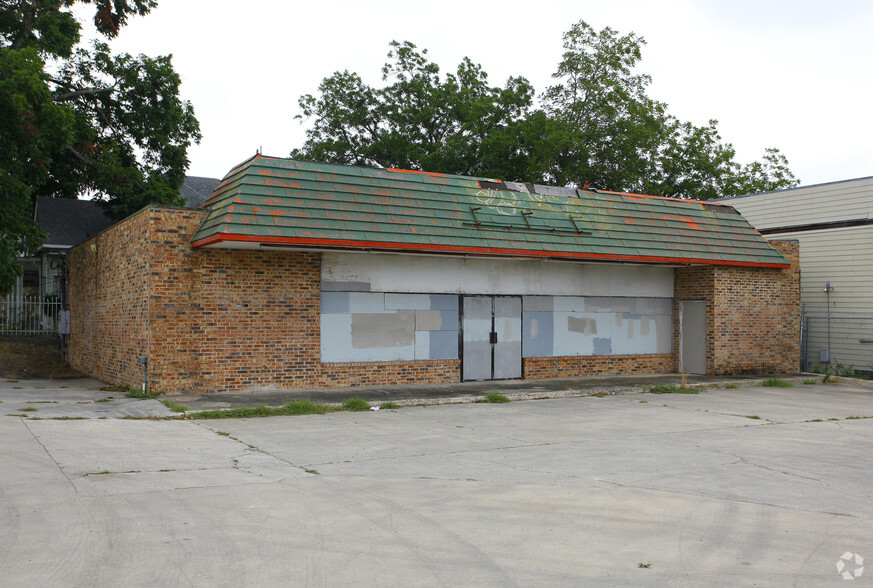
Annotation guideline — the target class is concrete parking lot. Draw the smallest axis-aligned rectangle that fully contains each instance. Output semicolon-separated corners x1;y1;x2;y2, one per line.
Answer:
2;377;872;586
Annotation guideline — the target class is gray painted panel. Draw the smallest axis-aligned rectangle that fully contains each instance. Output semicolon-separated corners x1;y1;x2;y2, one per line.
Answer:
385;293;431;310
523;296;554;312
494;341;522;379
681;301;707;374
415;310;442;331
430;294;458;311
439;310;459;330
494;297;522;379
348;292;390;314
593;337;612;355
495;297;522;325
463;341;492;380
351;311;415;349
321;292;350;314
656;315;673;353
523;312;554;358
429;330;459;360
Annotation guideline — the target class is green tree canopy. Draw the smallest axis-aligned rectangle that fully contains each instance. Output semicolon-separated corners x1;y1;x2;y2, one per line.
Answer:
0;0;200;294
293;20;798;202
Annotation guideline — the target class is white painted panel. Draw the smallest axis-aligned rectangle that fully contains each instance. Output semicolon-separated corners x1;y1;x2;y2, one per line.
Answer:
770;226;873;315
725;177;873;229
322;252;674;297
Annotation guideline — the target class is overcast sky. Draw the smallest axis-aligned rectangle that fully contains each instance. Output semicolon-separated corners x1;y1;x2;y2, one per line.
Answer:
87;0;873;189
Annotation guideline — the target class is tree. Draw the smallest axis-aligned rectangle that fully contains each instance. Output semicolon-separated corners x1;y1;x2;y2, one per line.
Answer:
0;0;200;294
292;40;536;179
293;21;798;201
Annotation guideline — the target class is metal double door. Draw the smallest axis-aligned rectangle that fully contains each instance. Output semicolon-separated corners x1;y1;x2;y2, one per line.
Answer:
462;296;522;381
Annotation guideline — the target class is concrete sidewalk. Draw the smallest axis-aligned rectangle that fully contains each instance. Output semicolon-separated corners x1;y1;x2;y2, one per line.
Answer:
0;373;846;418
170;372;814;412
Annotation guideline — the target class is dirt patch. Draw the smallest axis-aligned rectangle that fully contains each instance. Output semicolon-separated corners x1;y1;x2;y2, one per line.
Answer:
0;338;84;379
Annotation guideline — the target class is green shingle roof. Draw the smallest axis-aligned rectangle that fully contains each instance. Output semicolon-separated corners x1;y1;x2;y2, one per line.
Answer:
191;155;789;268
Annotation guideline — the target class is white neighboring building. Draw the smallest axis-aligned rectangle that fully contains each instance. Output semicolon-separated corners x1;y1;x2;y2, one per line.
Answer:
719;176;873;374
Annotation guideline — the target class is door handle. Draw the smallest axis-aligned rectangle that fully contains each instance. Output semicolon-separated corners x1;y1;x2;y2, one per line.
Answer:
490;332;498;344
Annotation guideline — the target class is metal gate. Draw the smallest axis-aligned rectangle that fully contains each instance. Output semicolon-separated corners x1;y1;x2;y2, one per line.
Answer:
1;295;62;336
462;296;522;381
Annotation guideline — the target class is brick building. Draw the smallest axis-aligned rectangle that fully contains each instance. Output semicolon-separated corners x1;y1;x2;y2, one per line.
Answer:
68;155;800;394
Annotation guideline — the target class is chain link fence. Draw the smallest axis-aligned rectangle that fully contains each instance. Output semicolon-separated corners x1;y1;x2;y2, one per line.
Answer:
802;315;873;377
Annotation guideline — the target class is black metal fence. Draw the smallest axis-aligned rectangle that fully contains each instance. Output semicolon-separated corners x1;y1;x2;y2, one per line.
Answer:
802;315;873;377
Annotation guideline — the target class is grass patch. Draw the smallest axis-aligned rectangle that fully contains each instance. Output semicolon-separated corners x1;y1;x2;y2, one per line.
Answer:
95;397;115;402
845;415;873;420
18;406;38;412
724;383;740;389
285;399;333;415
803;379;818;385
380;401;400;409
483;393;511;403
160;400;189;413
125;390;162;399
762;378;793;388
342;397;370;411
189;400;341;420
648;384;698;394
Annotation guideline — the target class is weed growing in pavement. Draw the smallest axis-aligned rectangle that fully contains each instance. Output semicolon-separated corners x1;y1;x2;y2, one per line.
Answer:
342;397;371;411
285;399;333;415
380;401;400;410
125;389;162;399
483;393;511;403
161;400;189;413
762;378;793;387
95;397;115;402
647;385;698;394
638;562;652;568
803;379;818;385
189;401;341;420
745;415;762;420
724;383;740;389
18;407;37;412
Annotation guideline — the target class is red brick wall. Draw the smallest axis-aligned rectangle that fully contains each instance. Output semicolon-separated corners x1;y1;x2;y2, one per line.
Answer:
70;206;461;393
68;210;151;387
524;354;674;379
673;241;800;375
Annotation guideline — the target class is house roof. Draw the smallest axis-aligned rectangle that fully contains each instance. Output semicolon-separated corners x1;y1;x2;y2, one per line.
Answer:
180;175;222;208
191;155;789;268
35;197;114;249
35;176;221;250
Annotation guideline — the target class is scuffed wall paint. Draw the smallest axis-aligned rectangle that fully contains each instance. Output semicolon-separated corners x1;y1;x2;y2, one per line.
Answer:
322;252;673;297
522;296;672;358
